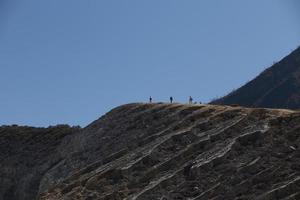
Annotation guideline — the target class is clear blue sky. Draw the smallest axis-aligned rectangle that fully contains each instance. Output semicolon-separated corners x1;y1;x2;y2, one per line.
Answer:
1;0;300;127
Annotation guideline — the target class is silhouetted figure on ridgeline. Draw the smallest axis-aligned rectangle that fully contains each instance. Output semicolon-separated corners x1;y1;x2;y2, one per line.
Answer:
149;96;152;103
189;96;193;104
170;96;173;104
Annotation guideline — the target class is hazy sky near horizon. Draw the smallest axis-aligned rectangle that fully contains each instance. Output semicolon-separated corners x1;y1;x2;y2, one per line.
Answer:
1;0;300;127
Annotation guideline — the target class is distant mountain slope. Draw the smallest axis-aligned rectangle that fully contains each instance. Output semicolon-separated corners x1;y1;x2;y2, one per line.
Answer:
212;47;300;109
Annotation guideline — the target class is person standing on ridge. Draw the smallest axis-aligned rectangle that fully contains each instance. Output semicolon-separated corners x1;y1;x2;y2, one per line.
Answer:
189;96;193;104
170;96;173;104
149;96;152;103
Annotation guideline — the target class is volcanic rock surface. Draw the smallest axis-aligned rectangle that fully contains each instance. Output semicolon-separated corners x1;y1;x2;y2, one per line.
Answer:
213;47;300;109
2;103;300;200
0;125;80;200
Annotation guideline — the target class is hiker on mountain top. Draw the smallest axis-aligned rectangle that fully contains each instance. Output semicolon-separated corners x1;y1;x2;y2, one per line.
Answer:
149;96;152;103
189;96;193;104
170;96;173;103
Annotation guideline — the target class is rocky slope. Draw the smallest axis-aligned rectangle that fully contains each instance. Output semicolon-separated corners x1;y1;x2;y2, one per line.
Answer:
0;125;80;200
213;46;300;109
2;103;300;199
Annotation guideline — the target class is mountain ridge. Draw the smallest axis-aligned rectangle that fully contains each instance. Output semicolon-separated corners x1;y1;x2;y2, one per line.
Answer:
212;46;300;109
2;103;300;200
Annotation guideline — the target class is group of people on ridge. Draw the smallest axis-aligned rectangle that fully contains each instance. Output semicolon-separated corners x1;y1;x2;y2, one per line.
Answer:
149;96;195;104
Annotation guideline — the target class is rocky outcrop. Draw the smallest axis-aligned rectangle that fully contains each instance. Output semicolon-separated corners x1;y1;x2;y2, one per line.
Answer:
16;103;299;200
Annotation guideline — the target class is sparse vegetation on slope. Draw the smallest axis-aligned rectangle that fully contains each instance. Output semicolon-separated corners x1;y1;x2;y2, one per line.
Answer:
213;46;300;109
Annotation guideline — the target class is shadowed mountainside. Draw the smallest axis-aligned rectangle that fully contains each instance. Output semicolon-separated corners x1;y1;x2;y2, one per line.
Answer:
2;103;300;200
212;47;300;109
0;125;80;200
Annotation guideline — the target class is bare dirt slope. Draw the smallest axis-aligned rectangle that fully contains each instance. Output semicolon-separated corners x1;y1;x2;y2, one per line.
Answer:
29;103;300;200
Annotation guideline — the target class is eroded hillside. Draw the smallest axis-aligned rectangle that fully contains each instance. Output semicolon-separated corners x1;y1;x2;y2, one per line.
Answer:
0;125;80;200
32;103;300;200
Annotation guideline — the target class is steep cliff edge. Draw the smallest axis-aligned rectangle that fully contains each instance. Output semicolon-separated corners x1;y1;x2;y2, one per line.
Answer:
2;103;300;200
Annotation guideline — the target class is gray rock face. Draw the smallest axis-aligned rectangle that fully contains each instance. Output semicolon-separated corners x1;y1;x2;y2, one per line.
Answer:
39;103;300;200
2;103;300;200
